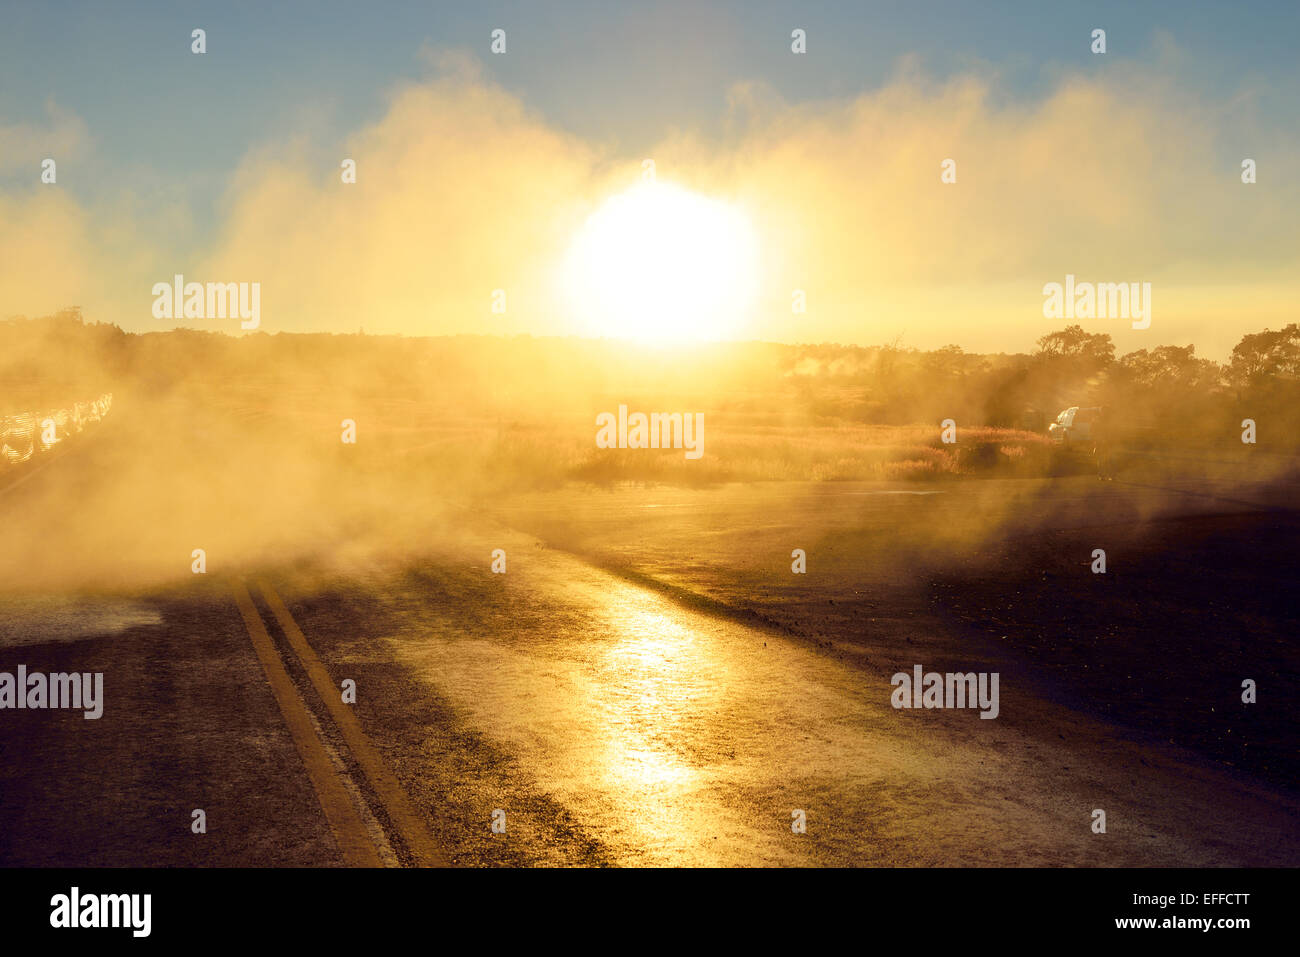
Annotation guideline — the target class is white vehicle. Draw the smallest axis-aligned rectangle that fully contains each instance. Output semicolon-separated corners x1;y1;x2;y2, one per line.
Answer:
1048;406;1102;448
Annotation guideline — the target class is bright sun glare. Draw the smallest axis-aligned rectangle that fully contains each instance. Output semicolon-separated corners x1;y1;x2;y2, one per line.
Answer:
563;181;759;342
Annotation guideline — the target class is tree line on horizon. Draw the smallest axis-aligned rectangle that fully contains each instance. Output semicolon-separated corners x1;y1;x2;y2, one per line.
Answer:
4;309;1299;449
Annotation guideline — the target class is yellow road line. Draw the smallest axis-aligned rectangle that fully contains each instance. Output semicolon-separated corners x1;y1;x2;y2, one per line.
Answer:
230;579;382;867
258;580;446;867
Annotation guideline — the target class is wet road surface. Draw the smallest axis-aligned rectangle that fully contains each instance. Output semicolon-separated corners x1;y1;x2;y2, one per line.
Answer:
3;443;1299;866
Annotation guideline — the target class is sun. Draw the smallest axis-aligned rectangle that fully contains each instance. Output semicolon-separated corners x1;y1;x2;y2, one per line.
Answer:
562;181;759;342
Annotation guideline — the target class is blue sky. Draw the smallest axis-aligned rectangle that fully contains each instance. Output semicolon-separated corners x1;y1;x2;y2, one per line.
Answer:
2;1;1298;353
4;0;1298;208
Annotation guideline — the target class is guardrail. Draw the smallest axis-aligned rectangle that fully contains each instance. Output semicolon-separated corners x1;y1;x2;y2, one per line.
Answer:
0;393;113;465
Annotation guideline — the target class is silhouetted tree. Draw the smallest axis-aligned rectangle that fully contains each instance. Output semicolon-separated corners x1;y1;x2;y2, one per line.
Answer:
1229;324;1300;385
1035;325;1115;365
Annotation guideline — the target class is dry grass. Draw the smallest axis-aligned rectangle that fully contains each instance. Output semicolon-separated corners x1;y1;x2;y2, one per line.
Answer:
383;414;1055;488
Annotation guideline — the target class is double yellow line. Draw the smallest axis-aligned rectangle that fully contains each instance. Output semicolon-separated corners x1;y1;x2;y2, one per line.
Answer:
231;578;445;867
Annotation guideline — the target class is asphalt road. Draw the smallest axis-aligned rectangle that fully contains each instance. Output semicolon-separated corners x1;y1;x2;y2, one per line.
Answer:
2;430;1298;866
